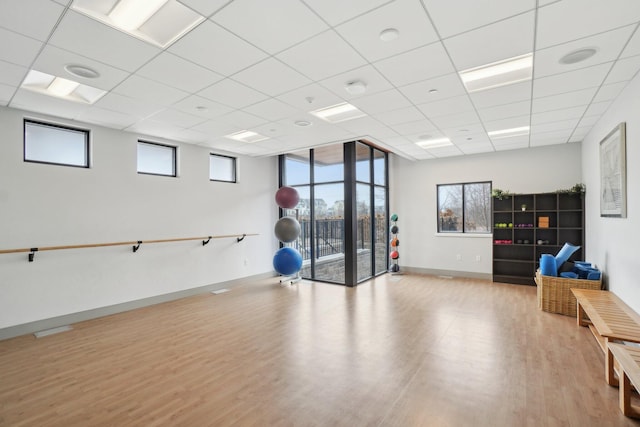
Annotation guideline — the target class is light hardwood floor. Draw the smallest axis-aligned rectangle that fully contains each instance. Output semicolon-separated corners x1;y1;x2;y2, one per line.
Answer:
1;274;639;426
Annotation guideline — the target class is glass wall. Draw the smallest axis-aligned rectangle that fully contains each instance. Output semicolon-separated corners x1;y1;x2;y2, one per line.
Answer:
280;141;387;286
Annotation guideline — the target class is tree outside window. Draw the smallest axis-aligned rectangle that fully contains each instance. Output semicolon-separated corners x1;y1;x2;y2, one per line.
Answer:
438;182;491;233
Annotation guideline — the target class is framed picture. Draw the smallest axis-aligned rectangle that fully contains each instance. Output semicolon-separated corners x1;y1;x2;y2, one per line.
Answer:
600;122;627;217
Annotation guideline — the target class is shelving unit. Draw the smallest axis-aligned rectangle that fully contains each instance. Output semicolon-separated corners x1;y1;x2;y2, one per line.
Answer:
492;192;584;286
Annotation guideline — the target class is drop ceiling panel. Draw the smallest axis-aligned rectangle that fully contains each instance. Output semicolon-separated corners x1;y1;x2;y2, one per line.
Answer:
136;52;223;93
75;106;138;129
95;93;164;119
0;27;44;67
10;89;88;119
444;11;535;71
374;106;426;126
113;75;189;107
32;45;129;91
424;0;535;39
320;65;394;100
531;87;597;113
231;58;311;97
0;0;64;41
531;105;587;125
244;98;302;122
374;42;455;87
216;110;268;129
469;81;532;109
0;60;27;87
48;11;161;72
337;116;396;138
429;110;481;129
477;101;531;122
190;119;241;136
603;55;640;84
168;21;268;76
531;118;579;134
391;119;438;138
303;0;392;26
593;81;628;103
350;89;412;115
277;31;367;81
197;79;268;109
0;83;16;105
212;0;328;54
171;95;234;119
179;0;231;17
457;141;495;155
399;73;467;105
417;95;474;119
276;83;344;111
583;100;612;117
536;0;640;49
621;28;640;58
336;0;439;62
147;108;207;128
533;62;611;98
493;137;529;151
534;26;635;78
484;115;530;133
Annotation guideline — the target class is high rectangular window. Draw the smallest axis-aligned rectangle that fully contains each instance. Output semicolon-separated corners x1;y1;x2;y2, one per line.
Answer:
137;141;176;177
24;120;90;168
438;182;491;233
209;153;236;182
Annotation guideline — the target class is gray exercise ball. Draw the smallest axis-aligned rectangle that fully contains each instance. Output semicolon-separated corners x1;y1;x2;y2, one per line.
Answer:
274;216;301;243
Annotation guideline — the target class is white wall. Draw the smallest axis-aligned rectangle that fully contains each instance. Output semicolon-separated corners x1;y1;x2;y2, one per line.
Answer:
391;143;582;275
581;73;640;314
0;107;278;329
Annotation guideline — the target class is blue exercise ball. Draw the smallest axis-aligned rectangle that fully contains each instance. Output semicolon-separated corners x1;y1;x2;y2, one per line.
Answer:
273;247;302;276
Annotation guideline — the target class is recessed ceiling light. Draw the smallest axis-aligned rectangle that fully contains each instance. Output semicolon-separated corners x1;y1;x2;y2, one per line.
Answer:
487;126;530;139
379;28;399;42
428;89;439;94
345;80;367;95
195;106;208;111
416;137;453;149
559;48;598;65
459;53;532;93
21;70;106;104
295;120;312;127
309;102;366;123
225;130;269;143
64;64;100;79
71;0;204;48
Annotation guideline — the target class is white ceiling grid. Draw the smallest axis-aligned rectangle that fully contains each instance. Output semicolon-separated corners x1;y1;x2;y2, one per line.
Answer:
0;0;639;160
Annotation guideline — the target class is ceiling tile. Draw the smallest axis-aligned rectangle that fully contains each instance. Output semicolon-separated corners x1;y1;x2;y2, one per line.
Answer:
113;75;189;107
374;42;455;86
604;55;640;84
190;119;241;136
457;141;495;155
336;0;439;62
180;0;230;17
0;83;16;105
125;119;187;141
10;88;88;119
374;106;426;126
583;100;612;117
171;95;234;119
350;89;412;115
303;0;392;26
429;110;481;128
0;60;27;87
390;119;438;138
536;0;640;49
32;45;129;91
197;79;268;109
444;11;535;71
147;108;207;128
531;118;579;134
492;134;529;149
212;0;328;54
337;116;397;138
136;52;223;93
0;0;64;41
533;62;611;98
231;58;311;97
244;98;301;122
469;80;532;109
423;0;535;38
276;83;344;112
94;93;164;119
621;27;640;58
592;81;628;103
485;115;530;133
168;21;267;76
277;31;367;81
534;25;635;78
576;115;600;128
320;65;394;101
0;27;44;67
531;87;597;113
477;100;531;122
75;106;138;129
48;11;161;72
217;110;269;129
417;95;474;119
398;73;467;105
531;105;587;125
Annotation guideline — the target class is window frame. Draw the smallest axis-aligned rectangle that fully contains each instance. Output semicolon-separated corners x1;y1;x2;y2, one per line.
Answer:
209;153;237;183
437;181;492;234
136;140;177;177
23;119;90;168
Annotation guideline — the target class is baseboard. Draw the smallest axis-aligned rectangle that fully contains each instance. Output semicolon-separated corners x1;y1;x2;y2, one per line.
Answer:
0;271;276;341
401;266;492;281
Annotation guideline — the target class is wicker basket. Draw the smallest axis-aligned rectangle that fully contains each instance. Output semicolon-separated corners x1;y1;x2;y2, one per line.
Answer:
535;269;602;316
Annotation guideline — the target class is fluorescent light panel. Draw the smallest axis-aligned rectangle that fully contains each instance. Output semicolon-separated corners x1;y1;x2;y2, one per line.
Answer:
488;126;530;139
21;70;106;104
71;0;204;48
309;102;366;123
459;53;532;93
225;130;269;143
416;137;453;149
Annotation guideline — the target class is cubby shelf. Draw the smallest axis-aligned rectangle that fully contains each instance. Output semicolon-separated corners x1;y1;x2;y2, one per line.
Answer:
492;192;585;286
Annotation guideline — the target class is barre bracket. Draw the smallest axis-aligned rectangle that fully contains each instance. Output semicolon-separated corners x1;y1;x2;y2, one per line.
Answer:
202;236;212;246
237;234;246;243
132;241;142;253
28;248;38;262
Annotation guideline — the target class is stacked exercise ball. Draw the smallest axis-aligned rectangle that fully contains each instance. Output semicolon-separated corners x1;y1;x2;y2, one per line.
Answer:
389;213;400;273
273;186;302;276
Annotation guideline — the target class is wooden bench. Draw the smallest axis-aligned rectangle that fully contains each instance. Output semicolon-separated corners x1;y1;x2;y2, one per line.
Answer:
608;343;640;418
571;289;640;386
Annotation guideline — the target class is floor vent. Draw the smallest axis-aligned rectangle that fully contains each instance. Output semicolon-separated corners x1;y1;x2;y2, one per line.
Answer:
34;325;72;338
211;288;230;295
